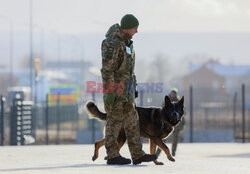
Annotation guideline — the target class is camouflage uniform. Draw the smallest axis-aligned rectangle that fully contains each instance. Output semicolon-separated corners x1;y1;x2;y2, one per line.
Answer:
170;95;185;156
101;24;145;161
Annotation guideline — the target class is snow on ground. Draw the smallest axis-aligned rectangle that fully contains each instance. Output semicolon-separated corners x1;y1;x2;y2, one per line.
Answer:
0;143;250;174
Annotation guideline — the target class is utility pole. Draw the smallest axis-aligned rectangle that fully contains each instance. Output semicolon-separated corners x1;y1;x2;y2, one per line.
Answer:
242;84;245;143
9;21;13;88
29;0;34;100
0;15;14;88
57;33;61;71
190;85;193;143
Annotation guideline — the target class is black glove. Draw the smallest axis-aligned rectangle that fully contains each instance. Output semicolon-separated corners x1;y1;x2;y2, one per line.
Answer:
135;90;138;98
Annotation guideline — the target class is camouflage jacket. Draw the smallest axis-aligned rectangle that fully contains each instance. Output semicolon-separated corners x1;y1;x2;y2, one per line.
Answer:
101;24;136;103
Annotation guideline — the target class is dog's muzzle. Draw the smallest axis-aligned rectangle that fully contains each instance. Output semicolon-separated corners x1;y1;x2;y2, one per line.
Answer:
171;104;180;120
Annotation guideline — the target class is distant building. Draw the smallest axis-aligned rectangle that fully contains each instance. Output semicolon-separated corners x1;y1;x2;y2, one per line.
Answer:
189;60;250;90
183;64;226;92
0;60;97;102
182;60;250;104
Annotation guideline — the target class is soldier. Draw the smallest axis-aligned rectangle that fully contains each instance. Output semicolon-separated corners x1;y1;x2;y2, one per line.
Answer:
101;14;157;165
155;88;185;157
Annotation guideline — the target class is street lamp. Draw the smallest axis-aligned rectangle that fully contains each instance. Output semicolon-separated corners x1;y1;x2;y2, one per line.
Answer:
35;59;40;80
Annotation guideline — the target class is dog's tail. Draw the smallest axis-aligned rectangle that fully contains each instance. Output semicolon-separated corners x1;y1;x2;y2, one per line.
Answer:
86;101;107;121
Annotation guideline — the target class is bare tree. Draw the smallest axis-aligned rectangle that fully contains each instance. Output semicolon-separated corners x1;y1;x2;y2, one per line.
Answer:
148;54;170;83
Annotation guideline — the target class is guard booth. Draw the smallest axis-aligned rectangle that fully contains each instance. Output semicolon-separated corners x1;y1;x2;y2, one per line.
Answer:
10;96;34;145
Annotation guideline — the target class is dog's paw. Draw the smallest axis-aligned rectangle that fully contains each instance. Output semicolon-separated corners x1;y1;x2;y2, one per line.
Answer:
92;155;97;161
168;156;175;162
154;161;164;165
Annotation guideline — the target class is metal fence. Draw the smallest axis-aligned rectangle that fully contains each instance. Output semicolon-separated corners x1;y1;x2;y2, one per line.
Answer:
0;94;83;145
1;84;250;146
132;83;250;143
184;84;250;143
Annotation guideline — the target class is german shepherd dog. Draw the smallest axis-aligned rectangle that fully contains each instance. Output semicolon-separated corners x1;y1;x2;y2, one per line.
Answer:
86;95;184;165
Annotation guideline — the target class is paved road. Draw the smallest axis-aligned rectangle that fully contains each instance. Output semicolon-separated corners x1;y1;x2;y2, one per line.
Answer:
0;143;250;174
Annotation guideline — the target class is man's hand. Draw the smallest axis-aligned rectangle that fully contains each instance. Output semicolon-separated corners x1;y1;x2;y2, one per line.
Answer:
105;93;116;106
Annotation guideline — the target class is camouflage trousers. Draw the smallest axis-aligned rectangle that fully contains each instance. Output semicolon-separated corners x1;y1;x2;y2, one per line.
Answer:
171;129;180;155
104;101;145;160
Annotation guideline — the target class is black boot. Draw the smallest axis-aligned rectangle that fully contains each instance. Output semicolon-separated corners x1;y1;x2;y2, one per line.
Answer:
172;150;176;157
133;154;157;165
107;156;131;165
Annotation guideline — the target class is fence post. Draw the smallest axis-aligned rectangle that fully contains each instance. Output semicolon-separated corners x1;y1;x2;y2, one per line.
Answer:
45;94;49;145
20;100;24;145
242;84;245;143
56;92;60;144
92;93;96;144
0;96;5;146
10;97;17;145
140;91;144;106
33;77;38;144
233;92;237;138
190;85;193;143
204;108;208;130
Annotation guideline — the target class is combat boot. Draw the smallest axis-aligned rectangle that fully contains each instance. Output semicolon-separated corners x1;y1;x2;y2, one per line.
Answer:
133;154;157;165
107;156;131;165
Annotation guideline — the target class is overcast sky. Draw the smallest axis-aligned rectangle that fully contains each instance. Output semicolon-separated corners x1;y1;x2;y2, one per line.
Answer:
0;0;250;69
0;0;250;34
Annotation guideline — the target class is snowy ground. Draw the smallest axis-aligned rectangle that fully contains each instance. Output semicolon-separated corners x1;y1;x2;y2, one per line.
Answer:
0;143;250;174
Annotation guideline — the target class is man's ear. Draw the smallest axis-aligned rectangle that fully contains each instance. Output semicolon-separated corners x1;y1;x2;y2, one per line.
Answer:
165;95;171;106
179;96;184;105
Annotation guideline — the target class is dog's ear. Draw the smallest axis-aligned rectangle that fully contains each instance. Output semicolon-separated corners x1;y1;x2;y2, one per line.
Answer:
164;95;171;106
178;96;184;106
179;96;184;106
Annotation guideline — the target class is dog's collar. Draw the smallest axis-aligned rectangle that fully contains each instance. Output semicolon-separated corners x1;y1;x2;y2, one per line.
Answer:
160;120;165;131
158;109;165;132
141;108;166;139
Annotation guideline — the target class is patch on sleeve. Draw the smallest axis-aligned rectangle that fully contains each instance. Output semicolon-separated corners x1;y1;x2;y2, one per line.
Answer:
106;46;114;59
